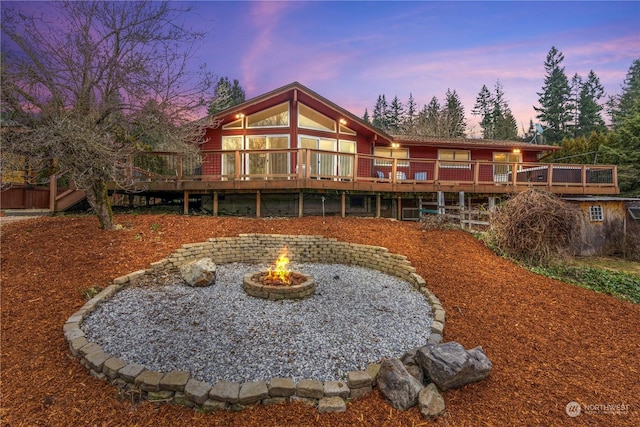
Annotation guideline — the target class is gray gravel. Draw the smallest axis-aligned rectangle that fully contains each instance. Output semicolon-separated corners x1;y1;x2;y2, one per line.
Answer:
82;262;433;383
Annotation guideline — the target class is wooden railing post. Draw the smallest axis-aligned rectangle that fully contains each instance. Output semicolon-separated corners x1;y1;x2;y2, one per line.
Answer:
49;173;57;211
473;160;480;185
392;159;398;183
511;163;518;186
581;165;587;190
235;150;241;180
434;160;440;182
353;153;358;181
548;164;554;188
177;154;183;180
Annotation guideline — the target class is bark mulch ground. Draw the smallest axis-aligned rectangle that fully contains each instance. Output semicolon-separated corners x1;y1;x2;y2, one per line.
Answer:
1;215;638;426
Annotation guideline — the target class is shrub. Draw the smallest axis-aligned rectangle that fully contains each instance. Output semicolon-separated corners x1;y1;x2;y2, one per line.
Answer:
488;189;584;266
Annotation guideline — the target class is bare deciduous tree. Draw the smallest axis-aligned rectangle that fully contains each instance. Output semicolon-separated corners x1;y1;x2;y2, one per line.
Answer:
1;1;211;229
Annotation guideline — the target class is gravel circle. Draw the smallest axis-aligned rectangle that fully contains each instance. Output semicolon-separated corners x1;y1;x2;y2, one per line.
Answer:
82;262;433;383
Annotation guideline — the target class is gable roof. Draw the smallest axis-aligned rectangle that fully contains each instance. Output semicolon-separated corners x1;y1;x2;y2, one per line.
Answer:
209;81;394;142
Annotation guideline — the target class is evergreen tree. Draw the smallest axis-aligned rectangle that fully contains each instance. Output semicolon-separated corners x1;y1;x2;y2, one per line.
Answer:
602;59;640;194
208;77;246;115
417;96;442;137
473;81;517;139
608;59;640;128
372;94;389;131
402;93;417;134
534;46;573;144
472;84;494;138
362;108;370;123
577;70;606;137
388;96;404;133
441;89;466;137
569;73;582;137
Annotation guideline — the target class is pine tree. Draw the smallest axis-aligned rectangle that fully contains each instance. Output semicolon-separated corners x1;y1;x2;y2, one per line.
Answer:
362;108;370;123
372;95;389;131
417;97;442;137
472;85;494;138
577;70;606;136
403;93;417;134
441;89;466;137
534;46;573;144
602;59;640;194
388;96;404;133
208;77;245;115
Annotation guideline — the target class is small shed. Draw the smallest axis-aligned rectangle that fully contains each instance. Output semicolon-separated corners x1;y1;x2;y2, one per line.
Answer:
563;197;640;257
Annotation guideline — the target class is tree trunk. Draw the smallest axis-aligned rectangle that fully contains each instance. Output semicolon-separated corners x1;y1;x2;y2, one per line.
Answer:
85;179;115;230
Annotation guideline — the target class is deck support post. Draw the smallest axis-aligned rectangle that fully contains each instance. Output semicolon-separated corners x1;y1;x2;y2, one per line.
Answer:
256;191;261;218
298;191;303;217
488;196;495;212
437;191;445;215
183;191;189;215
376;194;381;218
459;191;465;229
397;195;402;220
341;192;346;217
213;191;218;217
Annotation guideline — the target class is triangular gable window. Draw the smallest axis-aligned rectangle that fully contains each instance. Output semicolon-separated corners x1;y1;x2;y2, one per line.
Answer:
223;118;243;129
298;103;336;132
339;124;356;135
247;102;289;128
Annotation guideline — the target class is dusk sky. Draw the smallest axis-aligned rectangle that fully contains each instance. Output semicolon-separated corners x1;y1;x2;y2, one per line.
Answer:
186;0;639;137
3;1;639;137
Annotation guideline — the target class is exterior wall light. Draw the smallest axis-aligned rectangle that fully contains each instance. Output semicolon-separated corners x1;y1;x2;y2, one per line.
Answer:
391;142;400;149
235;113;245;119
339;118;347;125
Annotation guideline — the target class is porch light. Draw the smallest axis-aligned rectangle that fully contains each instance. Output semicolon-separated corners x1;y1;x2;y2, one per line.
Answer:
391;142;400;149
513;149;521;154
339;118;347;125
235;113;245;119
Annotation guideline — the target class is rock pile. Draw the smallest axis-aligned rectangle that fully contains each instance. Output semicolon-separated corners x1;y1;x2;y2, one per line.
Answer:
376;341;492;419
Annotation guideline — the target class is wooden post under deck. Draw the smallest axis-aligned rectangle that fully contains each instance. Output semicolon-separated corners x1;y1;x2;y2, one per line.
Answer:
256;191;261;218
298;191;303;217
183;191;189;214
397;195;402;220
376;194;381;218
213;191;218;217
341;192;346;217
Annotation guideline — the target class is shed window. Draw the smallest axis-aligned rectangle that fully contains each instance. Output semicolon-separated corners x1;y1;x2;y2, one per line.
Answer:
589;205;603;222
628;207;640;220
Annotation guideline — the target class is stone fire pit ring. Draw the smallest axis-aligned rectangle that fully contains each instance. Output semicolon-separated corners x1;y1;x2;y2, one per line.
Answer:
242;272;316;300
64;233;446;413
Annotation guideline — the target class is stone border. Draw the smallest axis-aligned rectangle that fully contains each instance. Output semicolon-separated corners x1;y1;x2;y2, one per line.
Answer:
242;272;316;300
64;234;446;412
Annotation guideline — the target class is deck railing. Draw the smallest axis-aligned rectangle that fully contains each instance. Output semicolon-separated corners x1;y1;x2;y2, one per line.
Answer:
118;149;618;193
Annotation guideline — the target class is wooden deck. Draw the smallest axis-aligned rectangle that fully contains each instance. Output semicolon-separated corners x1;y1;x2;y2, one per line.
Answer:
112;148;619;196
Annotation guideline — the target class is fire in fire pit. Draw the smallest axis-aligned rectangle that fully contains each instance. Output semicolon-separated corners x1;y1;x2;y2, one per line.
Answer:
243;247;315;300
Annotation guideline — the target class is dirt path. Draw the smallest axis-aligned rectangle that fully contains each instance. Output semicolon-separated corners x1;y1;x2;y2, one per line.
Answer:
1;215;638;426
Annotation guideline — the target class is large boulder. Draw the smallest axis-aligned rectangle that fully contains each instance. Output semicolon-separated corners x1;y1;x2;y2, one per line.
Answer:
416;342;492;391
179;258;217;287
376;358;424;411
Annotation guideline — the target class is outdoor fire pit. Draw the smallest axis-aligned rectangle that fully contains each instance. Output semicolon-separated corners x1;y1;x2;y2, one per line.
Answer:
242;247;315;300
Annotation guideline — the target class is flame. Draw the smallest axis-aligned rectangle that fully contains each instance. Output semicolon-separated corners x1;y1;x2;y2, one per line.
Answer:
267;247;291;285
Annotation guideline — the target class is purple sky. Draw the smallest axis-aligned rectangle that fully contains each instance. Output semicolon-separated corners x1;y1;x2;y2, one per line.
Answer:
187;0;639;137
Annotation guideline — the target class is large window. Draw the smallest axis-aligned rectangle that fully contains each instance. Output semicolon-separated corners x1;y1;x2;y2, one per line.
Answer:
221;136;243;177
246;102;289;128
439;149;470;168
247;136;289;177
300;136;336;177
493;152;522;182
374;147;409;167
298;103;336;132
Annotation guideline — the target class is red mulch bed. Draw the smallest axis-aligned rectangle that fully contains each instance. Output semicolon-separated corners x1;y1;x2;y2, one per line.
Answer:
1;215;638;426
